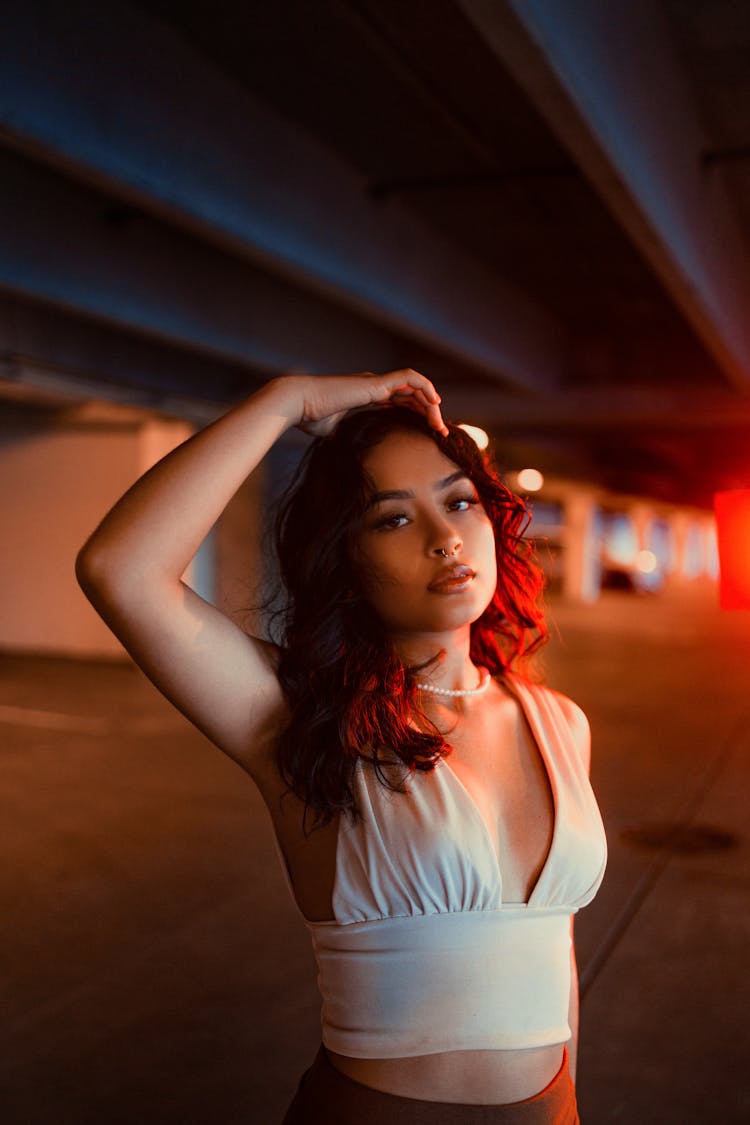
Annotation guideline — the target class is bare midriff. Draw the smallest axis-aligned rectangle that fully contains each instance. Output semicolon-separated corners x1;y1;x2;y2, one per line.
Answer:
327;1043;566;1105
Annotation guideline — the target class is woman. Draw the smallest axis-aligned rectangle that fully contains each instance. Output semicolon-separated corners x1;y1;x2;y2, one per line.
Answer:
76;370;607;1124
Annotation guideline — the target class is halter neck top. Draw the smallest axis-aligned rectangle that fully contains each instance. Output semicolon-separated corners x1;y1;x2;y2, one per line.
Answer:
288;675;607;1057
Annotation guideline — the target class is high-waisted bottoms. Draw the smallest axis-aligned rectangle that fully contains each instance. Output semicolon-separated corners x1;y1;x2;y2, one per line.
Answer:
280;1046;580;1125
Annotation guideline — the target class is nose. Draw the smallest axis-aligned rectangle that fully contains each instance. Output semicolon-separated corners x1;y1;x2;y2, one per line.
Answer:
426;507;463;558
431;529;462;558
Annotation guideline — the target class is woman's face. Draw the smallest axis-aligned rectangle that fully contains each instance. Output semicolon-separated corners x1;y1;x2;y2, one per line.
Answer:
353;431;498;636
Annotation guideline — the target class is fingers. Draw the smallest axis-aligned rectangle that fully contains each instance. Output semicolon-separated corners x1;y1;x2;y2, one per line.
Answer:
381;368;441;404
395;393;449;438
427;402;450;437
394;393;449;437
383;369;449;436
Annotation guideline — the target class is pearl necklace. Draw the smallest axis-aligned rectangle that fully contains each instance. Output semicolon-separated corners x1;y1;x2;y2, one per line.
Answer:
415;668;491;697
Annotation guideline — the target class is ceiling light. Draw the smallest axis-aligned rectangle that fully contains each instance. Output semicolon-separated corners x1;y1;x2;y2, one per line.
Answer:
517;468;544;492
458;423;489;450
635;549;658;574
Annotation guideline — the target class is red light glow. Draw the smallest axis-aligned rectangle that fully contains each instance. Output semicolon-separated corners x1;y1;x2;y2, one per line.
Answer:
713;490;750;610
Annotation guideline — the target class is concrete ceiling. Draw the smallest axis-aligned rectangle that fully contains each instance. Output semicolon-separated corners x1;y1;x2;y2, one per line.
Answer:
2;0;750;507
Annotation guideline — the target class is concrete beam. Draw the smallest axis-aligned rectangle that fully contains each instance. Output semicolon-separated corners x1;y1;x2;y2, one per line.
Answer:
0;0;562;393
440;382;750;430
457;0;750;392
0;149;400;381
0;291;266;422
5;278;746;435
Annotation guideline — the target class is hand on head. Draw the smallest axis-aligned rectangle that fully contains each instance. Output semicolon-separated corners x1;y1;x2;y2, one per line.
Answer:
292;369;449;438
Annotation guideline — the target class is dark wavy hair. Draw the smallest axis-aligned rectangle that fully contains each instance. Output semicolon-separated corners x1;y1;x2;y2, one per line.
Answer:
271;405;547;829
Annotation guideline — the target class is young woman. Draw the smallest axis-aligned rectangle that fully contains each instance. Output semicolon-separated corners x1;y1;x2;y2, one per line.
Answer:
76;370;607;1124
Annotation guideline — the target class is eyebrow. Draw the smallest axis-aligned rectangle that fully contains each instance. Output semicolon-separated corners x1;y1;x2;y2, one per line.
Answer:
367;470;470;508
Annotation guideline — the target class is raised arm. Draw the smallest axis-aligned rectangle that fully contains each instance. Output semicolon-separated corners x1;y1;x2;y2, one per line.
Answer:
75;370;445;778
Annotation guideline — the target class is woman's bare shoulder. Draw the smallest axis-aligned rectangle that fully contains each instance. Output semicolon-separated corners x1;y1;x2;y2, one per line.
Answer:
503;673;591;770
547;686;588;727
547;688;591;772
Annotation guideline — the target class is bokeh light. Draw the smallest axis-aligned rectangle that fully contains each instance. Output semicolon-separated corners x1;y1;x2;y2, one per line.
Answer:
458;423;489;450
635;549;658;574
517;468;544;492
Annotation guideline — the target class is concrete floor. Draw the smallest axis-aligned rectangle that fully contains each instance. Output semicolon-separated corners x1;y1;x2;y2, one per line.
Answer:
2;583;749;1124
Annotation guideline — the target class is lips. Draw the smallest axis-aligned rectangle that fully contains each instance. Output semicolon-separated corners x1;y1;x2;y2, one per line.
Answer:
428;564;476;593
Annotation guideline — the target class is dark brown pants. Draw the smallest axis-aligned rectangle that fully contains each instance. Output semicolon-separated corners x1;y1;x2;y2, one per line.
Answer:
281;1047;580;1125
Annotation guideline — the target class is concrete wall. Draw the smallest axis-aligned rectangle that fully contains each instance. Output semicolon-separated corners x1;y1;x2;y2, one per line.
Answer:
0;412;194;658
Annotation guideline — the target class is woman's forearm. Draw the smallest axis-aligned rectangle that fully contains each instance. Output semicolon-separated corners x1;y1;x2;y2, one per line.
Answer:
76;376;302;590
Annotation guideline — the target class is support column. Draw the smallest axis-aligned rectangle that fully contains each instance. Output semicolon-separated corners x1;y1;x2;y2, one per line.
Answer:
665;510;691;586
629;502;654;553
562;490;601;602
0;407;192;657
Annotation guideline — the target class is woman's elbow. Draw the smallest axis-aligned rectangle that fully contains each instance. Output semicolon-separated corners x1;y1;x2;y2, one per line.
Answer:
75;542;123;602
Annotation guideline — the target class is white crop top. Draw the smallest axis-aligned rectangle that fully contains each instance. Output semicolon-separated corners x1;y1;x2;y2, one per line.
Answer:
287;675;607;1058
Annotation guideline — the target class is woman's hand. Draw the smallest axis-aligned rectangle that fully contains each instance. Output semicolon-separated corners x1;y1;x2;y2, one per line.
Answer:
279;370;449;438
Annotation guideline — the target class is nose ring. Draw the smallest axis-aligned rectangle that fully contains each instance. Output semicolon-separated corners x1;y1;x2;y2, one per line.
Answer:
437;548;450;557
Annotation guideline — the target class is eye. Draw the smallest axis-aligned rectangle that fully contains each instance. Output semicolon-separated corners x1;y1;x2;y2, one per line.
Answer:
447;495;480;512
374;512;409;531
